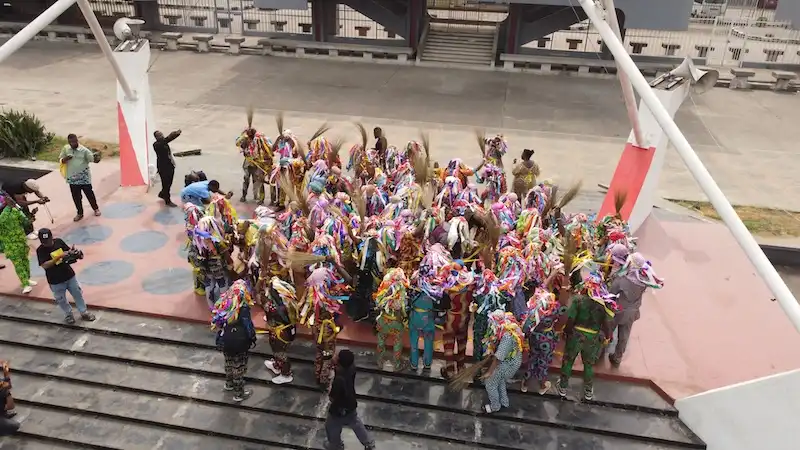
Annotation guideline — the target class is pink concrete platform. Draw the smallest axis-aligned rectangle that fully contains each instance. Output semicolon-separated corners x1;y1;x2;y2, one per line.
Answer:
2;166;799;401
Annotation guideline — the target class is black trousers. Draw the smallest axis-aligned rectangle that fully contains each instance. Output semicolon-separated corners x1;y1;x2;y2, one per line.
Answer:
158;166;175;201
69;184;98;215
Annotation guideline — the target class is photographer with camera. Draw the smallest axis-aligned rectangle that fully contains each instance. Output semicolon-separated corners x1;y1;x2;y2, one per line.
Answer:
36;228;96;325
0;194;37;294
0;179;50;239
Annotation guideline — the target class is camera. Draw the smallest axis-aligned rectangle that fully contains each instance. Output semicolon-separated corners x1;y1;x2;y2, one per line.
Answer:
61;247;84;265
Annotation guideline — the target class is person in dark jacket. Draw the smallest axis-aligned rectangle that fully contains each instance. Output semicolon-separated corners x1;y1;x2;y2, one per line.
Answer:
153;129;182;207
325;349;375;450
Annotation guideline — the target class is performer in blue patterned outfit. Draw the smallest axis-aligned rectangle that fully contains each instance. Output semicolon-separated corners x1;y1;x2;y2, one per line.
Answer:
481;310;525;413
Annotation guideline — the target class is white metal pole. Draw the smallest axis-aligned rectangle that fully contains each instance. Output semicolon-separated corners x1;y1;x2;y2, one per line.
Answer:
578;0;800;334
0;0;78;65
76;0;137;101
601;0;645;148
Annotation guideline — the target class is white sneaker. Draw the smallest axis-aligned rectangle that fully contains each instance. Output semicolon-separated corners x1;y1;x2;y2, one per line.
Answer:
28;280;38;286
27;232;37;240
264;360;280;375
271;374;293;385
21;286;32;294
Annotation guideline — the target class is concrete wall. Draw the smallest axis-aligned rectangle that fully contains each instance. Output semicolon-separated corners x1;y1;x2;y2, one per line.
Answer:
493;0;693;30
675;369;800;450
776;0;800;28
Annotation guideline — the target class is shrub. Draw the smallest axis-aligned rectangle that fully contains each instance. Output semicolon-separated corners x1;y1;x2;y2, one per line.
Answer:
0;109;55;159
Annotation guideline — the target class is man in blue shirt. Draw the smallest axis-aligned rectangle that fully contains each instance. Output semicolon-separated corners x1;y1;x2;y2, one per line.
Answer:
180;179;232;207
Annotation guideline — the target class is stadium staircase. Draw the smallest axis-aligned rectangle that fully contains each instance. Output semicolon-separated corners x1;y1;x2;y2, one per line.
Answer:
0;296;706;449
418;26;497;67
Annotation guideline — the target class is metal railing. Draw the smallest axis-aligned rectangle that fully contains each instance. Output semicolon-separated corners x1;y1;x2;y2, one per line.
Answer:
86;0;136;18
527;17;800;68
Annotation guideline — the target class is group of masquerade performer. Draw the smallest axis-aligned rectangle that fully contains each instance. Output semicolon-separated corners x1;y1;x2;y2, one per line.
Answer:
183;110;664;409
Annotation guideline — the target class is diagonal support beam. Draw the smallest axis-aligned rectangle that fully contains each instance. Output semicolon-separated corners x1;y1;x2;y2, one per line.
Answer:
0;0;78;64
0;0;136;100
600;0;645;148
76;0;136;100
578;0;800;334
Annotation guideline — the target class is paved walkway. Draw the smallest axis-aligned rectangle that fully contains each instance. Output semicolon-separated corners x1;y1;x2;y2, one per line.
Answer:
2;40;800;210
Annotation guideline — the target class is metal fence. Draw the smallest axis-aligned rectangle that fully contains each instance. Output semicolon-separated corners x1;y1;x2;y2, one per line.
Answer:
528;17;800;67
87;0;137;19
83;0;800;66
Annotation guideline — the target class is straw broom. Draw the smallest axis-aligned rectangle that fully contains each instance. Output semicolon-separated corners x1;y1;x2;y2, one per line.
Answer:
613;190;628;217
347;181;367;228
309;122;331;142
541;185;559;218
287;249;326;271
420;131;431;163
474;129;486;159
448;359;493;391
561;232;579;278
354;122;368;150
329;138;344;168
275;111;285;136
414;131;432;187
246;104;254;129
278;173;299;205
556;180;583;210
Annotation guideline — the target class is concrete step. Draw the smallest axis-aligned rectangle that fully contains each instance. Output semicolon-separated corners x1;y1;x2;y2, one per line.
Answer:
423;49;493;60
425;40;494;49
12;404;271;450
0;296;703;450
428;31;495;39
424;44;494;56
421;53;495;63
427;35;494;44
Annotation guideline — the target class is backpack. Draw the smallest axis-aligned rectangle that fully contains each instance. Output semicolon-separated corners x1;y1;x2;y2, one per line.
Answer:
221;320;251;354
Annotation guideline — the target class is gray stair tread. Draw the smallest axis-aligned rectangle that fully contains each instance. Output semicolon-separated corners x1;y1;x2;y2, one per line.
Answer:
0;434;85;450
424;52;493;58
425;44;494;52
422;52;492;59
1;320;702;446
11;405;280;450
11;374;486;450
429;31;495;37
421;57;493;65
0;296;678;414
427;39;494;45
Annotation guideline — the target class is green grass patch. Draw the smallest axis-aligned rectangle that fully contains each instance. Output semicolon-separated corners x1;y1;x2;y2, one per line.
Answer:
673;200;800;237
37;135;120;162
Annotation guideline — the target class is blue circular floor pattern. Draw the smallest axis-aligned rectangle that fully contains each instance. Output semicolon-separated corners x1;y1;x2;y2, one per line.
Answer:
102;202;147;219
78;260;135;286
141;268;193;295
153;208;184;226
63;224;114;246
120;230;169;254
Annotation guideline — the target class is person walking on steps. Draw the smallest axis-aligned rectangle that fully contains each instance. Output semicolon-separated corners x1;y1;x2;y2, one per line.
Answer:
60;134;101;221
153;129;182;207
36;228;96;324
324;349;375;450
